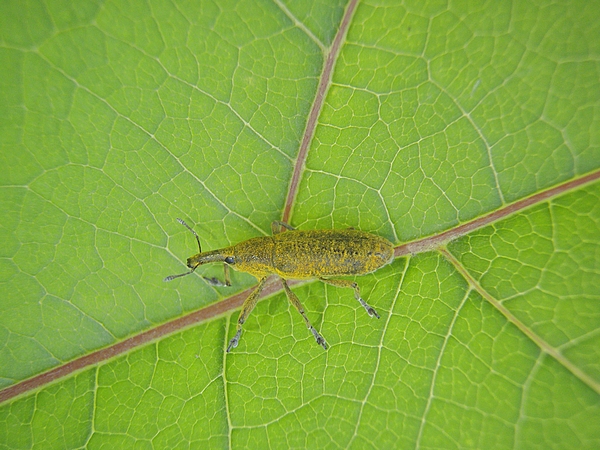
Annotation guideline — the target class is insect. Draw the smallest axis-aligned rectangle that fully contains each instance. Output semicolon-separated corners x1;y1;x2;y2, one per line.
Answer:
165;219;395;352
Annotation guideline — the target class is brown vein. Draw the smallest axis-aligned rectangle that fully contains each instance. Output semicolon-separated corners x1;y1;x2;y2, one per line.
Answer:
2;170;598;404
282;0;359;223
395;170;600;258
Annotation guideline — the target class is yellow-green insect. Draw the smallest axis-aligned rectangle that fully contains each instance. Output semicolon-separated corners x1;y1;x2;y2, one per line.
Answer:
165;219;394;352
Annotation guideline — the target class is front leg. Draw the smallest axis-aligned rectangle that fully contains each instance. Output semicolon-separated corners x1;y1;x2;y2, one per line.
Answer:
203;264;231;287
227;276;268;352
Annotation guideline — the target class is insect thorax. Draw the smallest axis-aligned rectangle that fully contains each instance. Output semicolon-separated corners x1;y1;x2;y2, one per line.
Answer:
233;236;275;278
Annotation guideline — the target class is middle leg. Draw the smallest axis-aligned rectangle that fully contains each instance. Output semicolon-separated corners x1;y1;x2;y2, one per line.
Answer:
271;221;296;235
281;279;327;350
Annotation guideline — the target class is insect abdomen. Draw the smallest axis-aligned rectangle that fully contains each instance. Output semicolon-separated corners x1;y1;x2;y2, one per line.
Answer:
272;229;393;279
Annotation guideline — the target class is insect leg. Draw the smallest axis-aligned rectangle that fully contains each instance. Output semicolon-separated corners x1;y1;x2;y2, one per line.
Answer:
223;264;232;286
271;221;296;234
199;264;231;287
210;264;233;287
227;276;268;352
281;279;327;350
319;278;380;319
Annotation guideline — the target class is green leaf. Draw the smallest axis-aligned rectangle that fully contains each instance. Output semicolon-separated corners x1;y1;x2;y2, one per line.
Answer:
1;0;599;448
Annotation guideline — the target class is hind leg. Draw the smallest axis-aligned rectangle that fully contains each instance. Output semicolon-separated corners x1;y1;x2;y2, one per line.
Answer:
319;278;380;319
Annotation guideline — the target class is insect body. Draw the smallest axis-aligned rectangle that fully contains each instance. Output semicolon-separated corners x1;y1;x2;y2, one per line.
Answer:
165;219;394;352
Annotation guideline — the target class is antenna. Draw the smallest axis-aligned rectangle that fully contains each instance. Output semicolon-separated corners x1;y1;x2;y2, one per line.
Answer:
164;218;202;282
176;217;201;253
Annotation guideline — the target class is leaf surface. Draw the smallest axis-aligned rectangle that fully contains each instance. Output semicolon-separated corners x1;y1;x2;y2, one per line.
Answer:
1;0;599;448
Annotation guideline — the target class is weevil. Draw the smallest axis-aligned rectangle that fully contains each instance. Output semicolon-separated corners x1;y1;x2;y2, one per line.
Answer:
165;219;394;352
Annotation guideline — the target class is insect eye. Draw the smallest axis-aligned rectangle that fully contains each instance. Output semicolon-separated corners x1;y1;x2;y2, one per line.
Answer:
224;256;235;265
